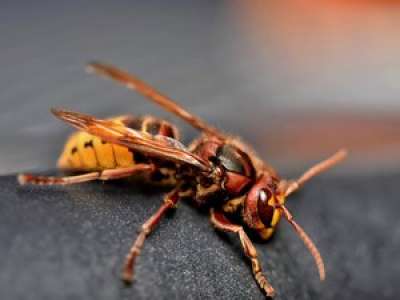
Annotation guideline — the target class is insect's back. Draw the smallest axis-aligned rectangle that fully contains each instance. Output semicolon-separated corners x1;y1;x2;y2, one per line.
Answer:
57;115;180;172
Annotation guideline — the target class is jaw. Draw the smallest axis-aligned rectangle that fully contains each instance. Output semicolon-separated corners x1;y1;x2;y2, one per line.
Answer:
258;227;276;240
256;203;283;241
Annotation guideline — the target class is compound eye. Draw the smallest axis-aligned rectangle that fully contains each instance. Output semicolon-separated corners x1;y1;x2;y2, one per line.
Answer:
259;188;272;202
257;188;274;227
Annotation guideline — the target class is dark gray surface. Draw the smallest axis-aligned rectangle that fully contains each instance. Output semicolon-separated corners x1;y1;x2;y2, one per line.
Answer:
1;172;399;299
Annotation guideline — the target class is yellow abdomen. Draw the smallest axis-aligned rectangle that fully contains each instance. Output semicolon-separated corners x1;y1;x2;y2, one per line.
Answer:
57;115;179;172
57;130;134;171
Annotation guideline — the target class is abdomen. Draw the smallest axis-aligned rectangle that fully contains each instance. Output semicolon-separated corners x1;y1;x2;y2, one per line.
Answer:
57;115;180;172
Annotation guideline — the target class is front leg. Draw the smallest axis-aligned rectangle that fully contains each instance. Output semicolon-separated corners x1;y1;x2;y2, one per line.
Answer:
210;208;275;298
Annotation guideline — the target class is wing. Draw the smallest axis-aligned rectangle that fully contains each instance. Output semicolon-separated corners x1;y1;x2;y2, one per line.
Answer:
85;61;225;140
51;108;212;172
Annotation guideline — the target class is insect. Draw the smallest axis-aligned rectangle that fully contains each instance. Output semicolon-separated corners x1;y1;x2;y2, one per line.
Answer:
18;61;347;297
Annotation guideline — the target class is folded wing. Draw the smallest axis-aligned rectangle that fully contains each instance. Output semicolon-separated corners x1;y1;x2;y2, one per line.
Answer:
51;108;212;172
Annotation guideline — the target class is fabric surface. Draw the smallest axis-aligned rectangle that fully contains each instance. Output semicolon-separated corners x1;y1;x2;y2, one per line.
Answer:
1;172;398;299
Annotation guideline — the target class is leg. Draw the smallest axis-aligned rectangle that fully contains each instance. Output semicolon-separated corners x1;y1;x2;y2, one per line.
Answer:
283;149;347;196
210;208;275;297
18;164;154;186
122;188;179;283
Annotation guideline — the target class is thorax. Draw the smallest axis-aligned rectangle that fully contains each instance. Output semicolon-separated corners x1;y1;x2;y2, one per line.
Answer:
183;135;263;207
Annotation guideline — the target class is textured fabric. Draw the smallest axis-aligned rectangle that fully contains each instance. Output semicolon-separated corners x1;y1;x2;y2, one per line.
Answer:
1;173;399;299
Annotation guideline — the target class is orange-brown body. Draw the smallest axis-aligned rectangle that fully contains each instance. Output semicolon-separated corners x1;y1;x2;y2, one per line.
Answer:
18;61;347;297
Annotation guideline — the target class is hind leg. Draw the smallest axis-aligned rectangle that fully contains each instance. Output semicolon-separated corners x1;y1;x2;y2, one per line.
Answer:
18;164;154;186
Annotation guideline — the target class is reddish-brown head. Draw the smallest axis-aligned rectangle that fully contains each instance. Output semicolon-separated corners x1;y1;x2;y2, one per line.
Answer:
242;173;285;240
243;173;326;281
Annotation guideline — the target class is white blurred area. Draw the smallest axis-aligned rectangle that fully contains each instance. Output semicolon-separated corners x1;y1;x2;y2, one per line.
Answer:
228;0;400;113
1;1;400;174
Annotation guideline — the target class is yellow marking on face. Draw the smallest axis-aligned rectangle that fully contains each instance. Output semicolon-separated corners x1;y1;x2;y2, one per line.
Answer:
264;195;282;228
259;228;275;240
271;209;281;227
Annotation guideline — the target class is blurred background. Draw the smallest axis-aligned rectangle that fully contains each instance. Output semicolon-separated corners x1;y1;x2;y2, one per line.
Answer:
1;0;400;176
2;1;400;299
